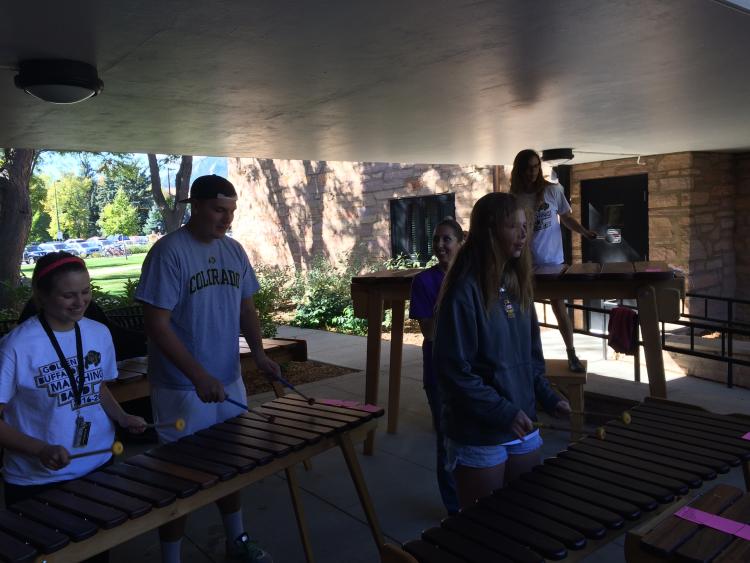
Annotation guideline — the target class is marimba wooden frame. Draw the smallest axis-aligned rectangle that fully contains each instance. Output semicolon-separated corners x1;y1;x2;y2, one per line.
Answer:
351;267;685;455
37;419;383;563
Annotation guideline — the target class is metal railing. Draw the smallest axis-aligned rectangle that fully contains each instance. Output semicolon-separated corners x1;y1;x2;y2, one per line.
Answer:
536;292;750;388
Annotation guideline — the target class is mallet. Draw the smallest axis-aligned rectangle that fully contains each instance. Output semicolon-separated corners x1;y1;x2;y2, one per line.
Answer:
146;418;186;432
225;396;275;423
271;373;315;405
69;441;125;460
571;410;632;424
534;421;607;440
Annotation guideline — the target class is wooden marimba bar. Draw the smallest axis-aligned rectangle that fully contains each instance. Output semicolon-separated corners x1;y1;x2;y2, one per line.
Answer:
0;396;385;563
401;398;750;563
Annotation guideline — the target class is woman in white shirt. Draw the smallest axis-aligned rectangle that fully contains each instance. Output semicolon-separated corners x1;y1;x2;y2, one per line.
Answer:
0;252;146;511
510;149;597;372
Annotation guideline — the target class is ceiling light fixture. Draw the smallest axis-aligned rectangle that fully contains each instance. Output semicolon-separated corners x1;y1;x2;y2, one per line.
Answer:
14;59;103;104
541;148;574;165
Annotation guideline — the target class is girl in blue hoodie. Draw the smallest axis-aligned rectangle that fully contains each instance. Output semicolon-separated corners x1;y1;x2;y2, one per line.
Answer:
433;192;570;508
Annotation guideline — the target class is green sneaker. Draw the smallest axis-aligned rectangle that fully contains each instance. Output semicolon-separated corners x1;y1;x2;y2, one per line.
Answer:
227;533;273;563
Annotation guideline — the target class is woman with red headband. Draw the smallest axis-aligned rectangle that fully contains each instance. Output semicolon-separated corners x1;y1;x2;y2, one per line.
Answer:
0;252;146;515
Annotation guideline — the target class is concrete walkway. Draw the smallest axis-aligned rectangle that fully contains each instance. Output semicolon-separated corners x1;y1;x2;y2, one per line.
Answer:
67;327;750;562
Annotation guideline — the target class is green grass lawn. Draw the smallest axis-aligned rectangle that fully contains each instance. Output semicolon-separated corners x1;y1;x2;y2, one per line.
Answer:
21;253;147;295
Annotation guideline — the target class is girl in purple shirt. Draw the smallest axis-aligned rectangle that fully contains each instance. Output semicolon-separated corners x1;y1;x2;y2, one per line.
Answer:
409;217;464;514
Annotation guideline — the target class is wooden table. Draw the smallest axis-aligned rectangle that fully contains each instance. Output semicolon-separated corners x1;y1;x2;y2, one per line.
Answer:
350;262;685;454
108;337;307;403
625;483;750;562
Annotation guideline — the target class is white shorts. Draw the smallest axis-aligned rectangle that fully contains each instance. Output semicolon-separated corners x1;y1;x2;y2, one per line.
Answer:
151;377;248;443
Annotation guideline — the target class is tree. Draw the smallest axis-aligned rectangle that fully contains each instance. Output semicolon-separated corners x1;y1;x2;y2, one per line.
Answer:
97;188;141;235
143;202;164;234
28;174;52;242
30;210;52;242
79;153;101;235
99;155;151;229
0;148;39;306
147;154;192;233
45;174;94;239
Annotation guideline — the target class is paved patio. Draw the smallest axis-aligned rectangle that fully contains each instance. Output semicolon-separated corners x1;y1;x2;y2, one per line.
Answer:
12;326;747;563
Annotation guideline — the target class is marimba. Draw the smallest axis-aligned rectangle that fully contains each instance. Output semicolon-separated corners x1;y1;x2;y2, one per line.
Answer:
350;261;685;454
534;261;685;399
107;336;307;403
401;398;750;563
0;396;384;563
626;483;750;562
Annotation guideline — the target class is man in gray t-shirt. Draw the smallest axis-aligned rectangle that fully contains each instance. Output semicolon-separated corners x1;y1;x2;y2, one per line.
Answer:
136;175;276;563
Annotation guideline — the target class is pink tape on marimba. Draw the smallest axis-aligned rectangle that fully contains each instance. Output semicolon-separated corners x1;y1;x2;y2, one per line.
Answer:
675;506;750;540
742;431;750;441
318;399;380;412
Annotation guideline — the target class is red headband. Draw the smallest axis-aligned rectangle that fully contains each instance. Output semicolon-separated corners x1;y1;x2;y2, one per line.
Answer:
35;256;86;281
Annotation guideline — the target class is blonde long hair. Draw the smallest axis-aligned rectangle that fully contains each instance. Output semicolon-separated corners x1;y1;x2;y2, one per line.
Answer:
437;192;533;313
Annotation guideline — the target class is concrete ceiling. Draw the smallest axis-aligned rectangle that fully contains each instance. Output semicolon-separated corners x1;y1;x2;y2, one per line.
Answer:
1;0;749;165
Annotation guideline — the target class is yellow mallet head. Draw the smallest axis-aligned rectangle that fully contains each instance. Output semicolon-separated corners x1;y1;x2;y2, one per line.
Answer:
595;427;606;441
112;441;124;456
175;418;186;432
621;411;632;425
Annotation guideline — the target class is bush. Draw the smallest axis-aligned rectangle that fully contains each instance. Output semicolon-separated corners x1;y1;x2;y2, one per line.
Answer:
254;265;287;338
0;279;32;321
290;254;365;332
330;304;368;336
93;278;139;311
126;244;150;254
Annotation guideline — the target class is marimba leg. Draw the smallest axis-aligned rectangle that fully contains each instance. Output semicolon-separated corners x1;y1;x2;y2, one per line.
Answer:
637;285;667;398
284;465;315;563
338;432;385;550
387;301;405;435
364;292;384;455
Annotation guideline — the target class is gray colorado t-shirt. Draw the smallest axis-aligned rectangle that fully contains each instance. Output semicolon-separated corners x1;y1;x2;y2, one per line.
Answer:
135;227;259;389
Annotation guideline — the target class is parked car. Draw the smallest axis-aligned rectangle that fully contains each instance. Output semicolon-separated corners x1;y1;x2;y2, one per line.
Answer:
124;235;149;245
22;244;46;264
38;242;69;254
61;243;86;257
80;241;103;253
66;242;101;257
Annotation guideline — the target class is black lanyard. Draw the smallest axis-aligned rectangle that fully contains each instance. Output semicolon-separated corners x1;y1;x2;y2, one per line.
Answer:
39;315;86;410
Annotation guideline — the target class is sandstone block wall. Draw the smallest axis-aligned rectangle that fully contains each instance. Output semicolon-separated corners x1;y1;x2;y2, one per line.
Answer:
228;158;504;270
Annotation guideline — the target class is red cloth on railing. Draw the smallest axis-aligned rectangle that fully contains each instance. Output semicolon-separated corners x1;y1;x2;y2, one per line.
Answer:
608;306;639;355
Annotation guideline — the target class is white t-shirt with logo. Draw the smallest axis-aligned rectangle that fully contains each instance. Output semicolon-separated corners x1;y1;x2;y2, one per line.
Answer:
517;183;572;265
0;316;118;485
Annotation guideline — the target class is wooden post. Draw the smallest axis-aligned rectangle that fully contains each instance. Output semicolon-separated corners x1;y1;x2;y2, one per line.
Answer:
363;291;384;455
284;465;315;563
637;285;667;398
387;301;405;434
338;432;386;551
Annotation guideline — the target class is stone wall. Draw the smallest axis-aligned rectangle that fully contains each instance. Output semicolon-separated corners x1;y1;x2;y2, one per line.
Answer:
570;151;750;387
228;158;503;270
569;152;742;309
736;154;750;301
